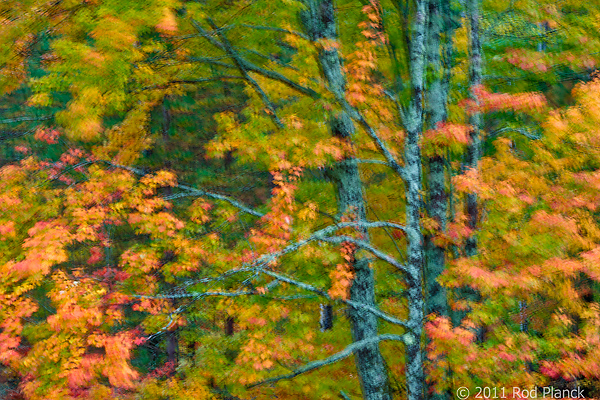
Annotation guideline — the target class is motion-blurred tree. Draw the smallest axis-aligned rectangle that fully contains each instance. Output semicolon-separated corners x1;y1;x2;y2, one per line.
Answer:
1;0;600;400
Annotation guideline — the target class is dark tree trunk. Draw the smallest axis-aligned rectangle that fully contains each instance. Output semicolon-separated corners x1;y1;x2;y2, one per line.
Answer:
464;0;482;258
166;330;179;369
319;304;333;332
425;0;451;326
301;1;392;398
225;316;235;336
453;0;484;339
424;1;454;398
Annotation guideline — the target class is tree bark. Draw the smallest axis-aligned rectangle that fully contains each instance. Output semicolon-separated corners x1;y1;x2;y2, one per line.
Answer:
301;1;392;398
404;0;428;399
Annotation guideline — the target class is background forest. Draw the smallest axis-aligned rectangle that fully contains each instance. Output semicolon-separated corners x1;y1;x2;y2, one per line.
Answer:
1;0;600;399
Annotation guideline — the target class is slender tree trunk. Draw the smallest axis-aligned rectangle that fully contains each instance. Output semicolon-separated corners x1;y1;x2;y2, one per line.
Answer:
404;1;428;400
166;329;179;369
425;0;450;328
452;0;483;330
161;95;179;368
166;293;179;371
302;1;391;398
464;0;482;258
424;1;453;399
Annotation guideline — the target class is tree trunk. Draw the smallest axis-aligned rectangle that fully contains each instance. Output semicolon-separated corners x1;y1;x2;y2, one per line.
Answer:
301;1;392;398
425;0;450;328
225;316;235;336
166;296;179;371
404;1;428;400
424;0;453;398
166;330;179;369
319;304;334;331
452;0;484;338
464;0;482;258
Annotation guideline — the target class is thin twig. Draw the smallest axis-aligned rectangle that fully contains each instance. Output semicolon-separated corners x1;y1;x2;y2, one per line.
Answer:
340;101;406;180
204;18;284;128
319;235;406;272
240;23;310;40
490;126;541;140
191;19;318;98
100;160;265;217
340;391;352;400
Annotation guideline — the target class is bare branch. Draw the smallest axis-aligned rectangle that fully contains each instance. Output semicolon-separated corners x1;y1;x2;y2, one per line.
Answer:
234;46;299;71
201;220;407;273
97;160;265;218
0;129;35;141
168;184;265;218
145;305;187;341
130;219;409;327
0;115;53;124
323;95;405;179
382;89;407;122
340;391;352;400
490;126;541;140
190;19;318;98
190;19;227;48
244;61;319;98
319;235;407;272
326;220;406;232
260;269;408;328
345;103;406;180
133;290;254;300
243;220;406;269
246;333;408;389
203;18;284;128
185;56;237;70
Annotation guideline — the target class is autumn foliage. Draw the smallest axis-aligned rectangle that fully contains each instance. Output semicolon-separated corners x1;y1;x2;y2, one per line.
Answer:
2;0;600;399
